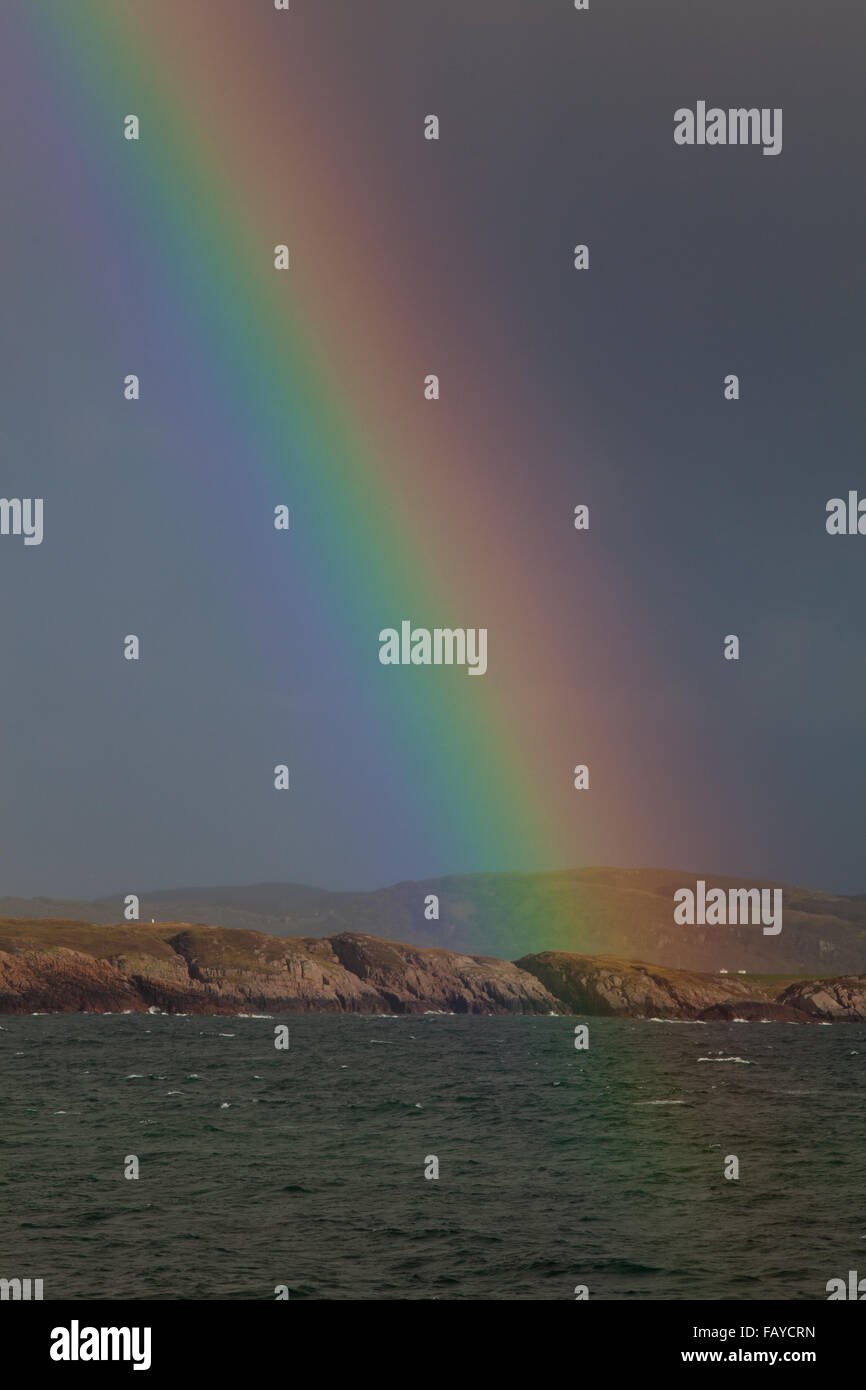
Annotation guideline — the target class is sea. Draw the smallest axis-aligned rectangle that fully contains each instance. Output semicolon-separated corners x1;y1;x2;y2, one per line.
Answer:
1;1012;864;1301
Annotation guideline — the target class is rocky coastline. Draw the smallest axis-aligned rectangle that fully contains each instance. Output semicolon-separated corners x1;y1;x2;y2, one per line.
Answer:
1;919;864;1022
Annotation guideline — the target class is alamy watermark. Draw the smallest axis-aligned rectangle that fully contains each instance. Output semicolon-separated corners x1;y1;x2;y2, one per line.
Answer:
0;1276;43;1300
674;880;782;935
50;1322;152;1371
379;621;487;676
0;498;43;545
674;103;782;157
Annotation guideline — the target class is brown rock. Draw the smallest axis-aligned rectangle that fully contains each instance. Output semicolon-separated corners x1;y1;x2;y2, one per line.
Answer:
776;977;866;1022
0;920;561;1016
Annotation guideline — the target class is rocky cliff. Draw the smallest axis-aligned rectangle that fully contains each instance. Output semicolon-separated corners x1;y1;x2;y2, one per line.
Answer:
514;951;832;1022
0;920;560;1016
0;919;864;1021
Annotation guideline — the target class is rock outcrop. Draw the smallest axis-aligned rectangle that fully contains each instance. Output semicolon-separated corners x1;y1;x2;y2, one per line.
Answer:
0;921;560;1016
515;951;866;1023
776;976;866;1022
514;952;763;1019
0;919;864;1020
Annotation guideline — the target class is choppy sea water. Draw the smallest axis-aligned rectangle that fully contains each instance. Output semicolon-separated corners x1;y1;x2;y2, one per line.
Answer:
1;1013;864;1300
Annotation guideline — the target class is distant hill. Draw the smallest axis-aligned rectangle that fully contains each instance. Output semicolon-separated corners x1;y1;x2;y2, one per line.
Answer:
2;867;865;975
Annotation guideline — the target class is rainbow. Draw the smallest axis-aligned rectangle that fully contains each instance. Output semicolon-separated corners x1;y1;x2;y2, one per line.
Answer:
11;2;651;904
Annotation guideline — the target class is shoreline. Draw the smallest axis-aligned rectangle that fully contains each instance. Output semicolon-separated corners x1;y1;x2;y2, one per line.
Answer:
1;920;864;1022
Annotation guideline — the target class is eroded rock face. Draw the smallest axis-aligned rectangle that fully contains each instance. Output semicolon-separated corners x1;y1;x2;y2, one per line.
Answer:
0;947;142;1014
514;952;764;1019
328;933;559;1014
0;919;863;1020
515;952;866;1023
0;921;561;1016
777;977;866;1022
